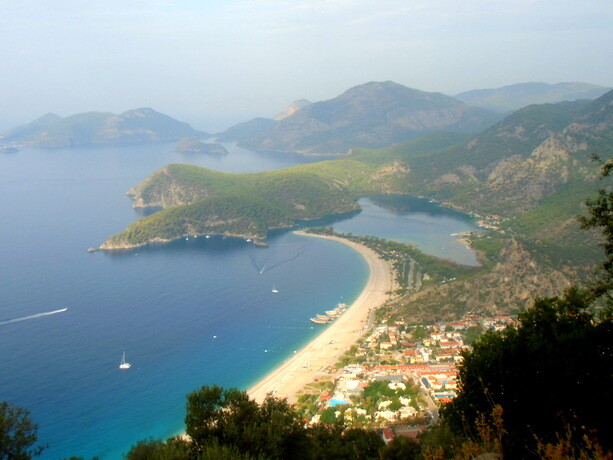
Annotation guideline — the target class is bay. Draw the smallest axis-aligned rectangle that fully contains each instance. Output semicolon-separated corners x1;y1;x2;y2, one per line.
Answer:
0;141;477;459
328;195;480;266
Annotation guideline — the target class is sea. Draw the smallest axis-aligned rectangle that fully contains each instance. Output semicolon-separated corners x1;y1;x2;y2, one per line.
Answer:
0;141;479;459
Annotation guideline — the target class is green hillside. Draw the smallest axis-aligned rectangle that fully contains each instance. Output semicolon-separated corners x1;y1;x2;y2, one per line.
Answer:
101;162;372;248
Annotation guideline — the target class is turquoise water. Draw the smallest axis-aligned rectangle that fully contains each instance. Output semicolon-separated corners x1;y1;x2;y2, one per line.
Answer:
0;142;477;459
329;399;350;407
330;195;480;266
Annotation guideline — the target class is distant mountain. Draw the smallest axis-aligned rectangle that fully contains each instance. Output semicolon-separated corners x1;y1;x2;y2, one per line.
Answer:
239;81;502;155
0;108;207;147
455;82;611;113
1;113;62;143
215;117;276;143
274;99;312;121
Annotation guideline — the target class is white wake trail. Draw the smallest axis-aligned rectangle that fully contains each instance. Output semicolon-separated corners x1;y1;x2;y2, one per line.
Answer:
0;308;68;326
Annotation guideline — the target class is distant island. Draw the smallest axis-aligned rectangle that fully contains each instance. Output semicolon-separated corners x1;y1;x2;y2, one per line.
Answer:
0;108;207;148
173;137;228;154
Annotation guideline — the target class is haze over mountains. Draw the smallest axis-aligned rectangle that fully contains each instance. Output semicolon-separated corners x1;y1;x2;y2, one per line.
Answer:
216;80;611;157
455;82;611;113
236;81;501;155
3;80;609;155
0;108;205;148
214;118;277;143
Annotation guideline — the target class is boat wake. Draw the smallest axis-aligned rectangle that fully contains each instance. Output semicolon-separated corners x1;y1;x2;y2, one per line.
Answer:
248;241;311;274
0;308;68;326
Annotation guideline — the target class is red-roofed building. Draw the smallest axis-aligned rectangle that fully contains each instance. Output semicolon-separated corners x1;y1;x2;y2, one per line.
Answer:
382;427;395;444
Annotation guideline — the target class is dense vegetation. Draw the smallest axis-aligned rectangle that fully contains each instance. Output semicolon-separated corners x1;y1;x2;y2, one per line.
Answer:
102;162;375;248
0;402;45;459
437;288;612;458
126;385;387;460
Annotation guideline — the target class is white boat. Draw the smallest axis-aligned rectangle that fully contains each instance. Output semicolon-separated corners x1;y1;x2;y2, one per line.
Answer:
272;285;279;293
310;317;329;324
119;351;131;369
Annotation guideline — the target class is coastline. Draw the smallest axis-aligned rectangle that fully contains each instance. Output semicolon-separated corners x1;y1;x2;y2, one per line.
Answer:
247;230;395;404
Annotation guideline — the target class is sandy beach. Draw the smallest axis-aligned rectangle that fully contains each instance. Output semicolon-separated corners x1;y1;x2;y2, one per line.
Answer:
248;231;395;404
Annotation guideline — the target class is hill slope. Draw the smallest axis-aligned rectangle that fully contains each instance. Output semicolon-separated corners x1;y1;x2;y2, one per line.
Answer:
215;117;276;142
240;81;501;155
100;161;379;249
455;82;611;113
275;99;312;121
361;91;612;273
401;93;612;216
1;108;207;147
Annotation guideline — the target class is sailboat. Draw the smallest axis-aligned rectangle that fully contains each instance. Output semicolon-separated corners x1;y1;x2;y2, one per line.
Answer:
272;284;279;294
119;351;131;369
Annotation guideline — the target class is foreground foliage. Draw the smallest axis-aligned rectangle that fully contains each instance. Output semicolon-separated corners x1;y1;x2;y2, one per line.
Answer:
440;288;612;458
0;402;45;459
127;385;387;459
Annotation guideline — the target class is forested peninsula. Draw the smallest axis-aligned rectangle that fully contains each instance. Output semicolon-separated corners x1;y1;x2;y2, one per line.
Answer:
100;160;380;249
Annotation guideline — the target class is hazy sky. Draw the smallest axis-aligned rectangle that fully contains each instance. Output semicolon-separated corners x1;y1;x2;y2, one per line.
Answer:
1;0;611;131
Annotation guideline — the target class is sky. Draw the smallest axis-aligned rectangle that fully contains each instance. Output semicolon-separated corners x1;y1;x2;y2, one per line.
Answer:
1;0;611;132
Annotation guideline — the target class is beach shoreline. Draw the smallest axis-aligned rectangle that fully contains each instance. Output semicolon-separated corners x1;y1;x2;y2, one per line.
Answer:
247;231;395;404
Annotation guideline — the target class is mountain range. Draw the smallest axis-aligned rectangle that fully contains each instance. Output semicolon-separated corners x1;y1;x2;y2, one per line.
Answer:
455;82;611;113
233;81;502;155
0;108;206;148
216;80;609;155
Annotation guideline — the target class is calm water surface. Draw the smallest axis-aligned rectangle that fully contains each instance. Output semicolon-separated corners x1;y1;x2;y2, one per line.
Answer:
0;141;477;459
331;195;480;266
